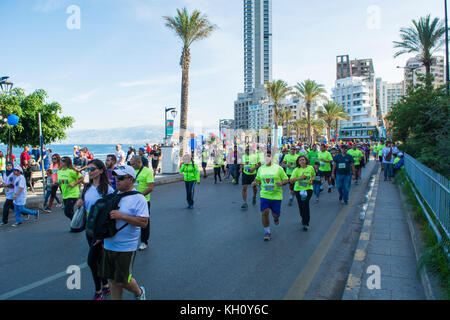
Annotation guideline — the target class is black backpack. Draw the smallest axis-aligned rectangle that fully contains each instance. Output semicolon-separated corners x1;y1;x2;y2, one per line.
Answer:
85;190;140;240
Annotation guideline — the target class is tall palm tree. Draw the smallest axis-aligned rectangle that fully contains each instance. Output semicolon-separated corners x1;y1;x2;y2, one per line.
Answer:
265;80;291;153
278;107;294;138
393;15;445;82
294;118;308;142
291;80;327;144
310;119;325;142
163;7;217;159
315;102;349;142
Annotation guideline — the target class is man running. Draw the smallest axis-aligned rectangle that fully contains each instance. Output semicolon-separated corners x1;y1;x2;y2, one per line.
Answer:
282;147;299;206
347;144;364;185
317;144;334;193
201;147;209;178
240;146;259;208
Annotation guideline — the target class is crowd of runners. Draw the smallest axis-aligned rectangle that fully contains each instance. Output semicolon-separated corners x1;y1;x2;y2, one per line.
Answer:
0;138;405;300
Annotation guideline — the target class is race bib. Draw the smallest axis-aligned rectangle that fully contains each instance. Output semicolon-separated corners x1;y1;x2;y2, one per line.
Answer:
338;163;346;169
244;165;251;171
314;176;321;181
263;178;275;191
298;180;309;187
320;161;325;167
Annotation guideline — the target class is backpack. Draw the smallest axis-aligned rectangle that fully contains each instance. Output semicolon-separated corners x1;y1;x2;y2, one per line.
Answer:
385;148;392;162
85;190;140;240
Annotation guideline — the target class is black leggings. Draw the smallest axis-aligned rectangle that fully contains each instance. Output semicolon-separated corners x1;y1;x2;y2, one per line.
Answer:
86;234;108;292
140;201;151;244
2;199;14;224
214;167;222;182
63;198;77;220
294;190;313;226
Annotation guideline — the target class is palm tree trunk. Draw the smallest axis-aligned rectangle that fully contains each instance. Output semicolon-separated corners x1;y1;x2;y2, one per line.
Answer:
307;103;311;145
179;47;190;160
335;119;339;141
327;123;331;142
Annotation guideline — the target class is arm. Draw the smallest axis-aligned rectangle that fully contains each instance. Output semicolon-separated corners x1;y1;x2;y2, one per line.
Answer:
141;182;154;197
109;211;148;228
13;187;24;200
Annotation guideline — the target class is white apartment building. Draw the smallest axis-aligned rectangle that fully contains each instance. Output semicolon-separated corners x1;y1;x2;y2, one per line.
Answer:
332;76;378;140
376;79;403;117
404;55;446;92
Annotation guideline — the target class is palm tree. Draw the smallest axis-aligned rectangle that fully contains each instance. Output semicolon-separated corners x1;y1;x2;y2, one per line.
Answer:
291;80;327;144
393;15;445;82
294;118;308;142
278;107;294;138
315;102;349;142
311;119;325;142
264;80;291;153
163;7;217;159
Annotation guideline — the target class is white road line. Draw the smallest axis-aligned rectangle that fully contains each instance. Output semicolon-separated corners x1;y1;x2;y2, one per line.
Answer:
0;263;88;300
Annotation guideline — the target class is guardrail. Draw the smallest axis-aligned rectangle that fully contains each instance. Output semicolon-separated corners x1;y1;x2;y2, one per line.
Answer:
404;153;450;241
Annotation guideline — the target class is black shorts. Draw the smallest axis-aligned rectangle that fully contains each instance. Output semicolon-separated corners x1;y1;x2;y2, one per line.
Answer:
152;160;159;169
319;170;331;178
242;172;256;185
379;156;383;163
355;164;361;171
99;250;136;284
202;162;207;169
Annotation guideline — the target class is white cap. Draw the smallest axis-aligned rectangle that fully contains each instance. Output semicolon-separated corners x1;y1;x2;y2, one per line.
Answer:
112;165;136;179
13;167;23;173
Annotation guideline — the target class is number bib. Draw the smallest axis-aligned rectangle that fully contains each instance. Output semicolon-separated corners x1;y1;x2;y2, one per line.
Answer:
338;163;346;169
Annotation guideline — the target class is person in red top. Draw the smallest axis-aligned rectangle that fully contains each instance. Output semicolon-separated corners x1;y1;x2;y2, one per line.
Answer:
20;145;31;190
6;151;15;164
146;143;152;156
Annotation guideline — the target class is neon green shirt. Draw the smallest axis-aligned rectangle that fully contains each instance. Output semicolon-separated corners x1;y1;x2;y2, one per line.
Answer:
283;154;300;176
378;144;385;156
256;164;289;200
318;151;333;172
291;165;315;191
57;168;82;199
347;149;364;166
242;154;257;175
180;163;200;182
134;166;154;201
307;151;319;166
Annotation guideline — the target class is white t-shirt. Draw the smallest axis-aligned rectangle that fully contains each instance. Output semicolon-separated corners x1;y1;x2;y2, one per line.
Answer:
13;175;27;206
104;189;149;252
83;185;114;213
115;150;126;165
382;147;394;164
3;172;15;200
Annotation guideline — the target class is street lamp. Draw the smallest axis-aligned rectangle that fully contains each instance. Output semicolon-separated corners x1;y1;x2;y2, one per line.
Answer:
397;65;421;93
0;76;13;93
445;0;449;95
164;107;177;146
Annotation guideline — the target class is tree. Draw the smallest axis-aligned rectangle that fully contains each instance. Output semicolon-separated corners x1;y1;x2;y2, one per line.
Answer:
393;15;445;83
0;88;75;152
291;80;327;144
294;118;308;142
278;107;294;138
311;119;325;142
163;7;217;160
315;102;349;142
264;80;291;154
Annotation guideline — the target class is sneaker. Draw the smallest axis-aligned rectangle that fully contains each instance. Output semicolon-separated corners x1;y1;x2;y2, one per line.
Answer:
241;203;248;209
56;203;63;208
102;287;111;297
188;205;194;209
264;232;272;241
23;214;30;221
355;180;359;185
303;226;309;231
11;222;22;227
315;197;319;203
35;210;40;221
288;198;293;206
344;200;348;205
232;179;235;183
93;292;103;300
136;286;146;300
274;217;279;225
0;222;6;226
328;188;332;193
43;208;51;213
339;195;342;201
138;243;148;251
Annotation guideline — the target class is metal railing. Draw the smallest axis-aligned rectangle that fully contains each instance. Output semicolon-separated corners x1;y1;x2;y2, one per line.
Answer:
404;153;450;241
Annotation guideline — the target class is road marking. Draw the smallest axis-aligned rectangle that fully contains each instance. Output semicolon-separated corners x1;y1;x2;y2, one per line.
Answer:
0;263;87;300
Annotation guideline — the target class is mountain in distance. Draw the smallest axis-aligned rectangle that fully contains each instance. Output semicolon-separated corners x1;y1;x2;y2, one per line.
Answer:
58;125;219;145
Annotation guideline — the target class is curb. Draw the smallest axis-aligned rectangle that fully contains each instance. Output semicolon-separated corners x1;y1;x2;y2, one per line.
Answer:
342;167;381;300
396;180;436;300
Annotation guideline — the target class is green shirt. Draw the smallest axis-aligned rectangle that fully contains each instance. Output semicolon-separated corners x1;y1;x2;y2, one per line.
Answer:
307;151;319;166
201;152;209;163
347;149;364;165
283;154;300;175
256;164;289;200
318;151;333;172
242;154;257;175
134;166;154;201
57;168;82;199
378;145;385;156
180;163;200;182
291;165;315;191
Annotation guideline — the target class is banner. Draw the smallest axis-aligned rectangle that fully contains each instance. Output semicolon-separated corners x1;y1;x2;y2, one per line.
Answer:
166;120;174;136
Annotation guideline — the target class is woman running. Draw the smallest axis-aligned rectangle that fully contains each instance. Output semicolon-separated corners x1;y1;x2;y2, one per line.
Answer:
58;156;84;224
46;153;63;210
290;155;315;231
252;150;289;241
180;153;200;209
75;159;113;300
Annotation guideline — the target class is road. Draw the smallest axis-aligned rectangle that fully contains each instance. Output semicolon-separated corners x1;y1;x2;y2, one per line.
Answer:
0;161;377;300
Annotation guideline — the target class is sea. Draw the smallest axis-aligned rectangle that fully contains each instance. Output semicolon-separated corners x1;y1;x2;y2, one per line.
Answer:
0;144;147;163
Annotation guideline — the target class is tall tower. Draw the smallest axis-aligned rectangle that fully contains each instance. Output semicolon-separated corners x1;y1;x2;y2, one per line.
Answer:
244;0;272;93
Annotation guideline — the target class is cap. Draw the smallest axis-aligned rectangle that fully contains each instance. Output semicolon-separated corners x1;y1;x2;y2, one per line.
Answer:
139;147;145;152
398;152;403;157
13;167;23;173
112;165;136;179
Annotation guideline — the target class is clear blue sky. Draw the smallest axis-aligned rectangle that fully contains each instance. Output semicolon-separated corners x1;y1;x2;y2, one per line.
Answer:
0;0;446;131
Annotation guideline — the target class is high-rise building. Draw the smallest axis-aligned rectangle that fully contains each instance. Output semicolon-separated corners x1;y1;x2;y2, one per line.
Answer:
403;55;446;92
376;78;403;117
244;0;273;93
336;56;375;80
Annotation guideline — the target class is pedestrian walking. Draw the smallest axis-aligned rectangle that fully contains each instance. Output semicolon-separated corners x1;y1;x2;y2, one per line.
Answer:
332;145;355;205
240;146;259;208
46;153;62;210
382;141;394;181
312;162;321;202
0;162;15;226
180;154;200;209
11;167;40;227
58;156;84;223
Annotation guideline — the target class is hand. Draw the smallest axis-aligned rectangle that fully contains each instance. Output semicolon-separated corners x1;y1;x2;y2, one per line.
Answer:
68;183;75;188
13;195;17;200
109;210;123;220
76;199;84;208
300;175;307;180
276;182;283;187
332;174;336;180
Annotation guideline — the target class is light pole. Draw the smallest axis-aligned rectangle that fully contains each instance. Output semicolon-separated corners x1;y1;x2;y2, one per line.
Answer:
445;0;449;95
397;65;421;93
1;76;14;162
164;107;177;146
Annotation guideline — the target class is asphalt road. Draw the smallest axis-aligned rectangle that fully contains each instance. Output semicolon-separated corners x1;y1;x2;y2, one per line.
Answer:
0;161;377;300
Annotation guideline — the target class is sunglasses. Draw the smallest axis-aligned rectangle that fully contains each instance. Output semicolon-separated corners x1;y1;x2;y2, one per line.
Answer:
116;175;131;181
86;167;98;172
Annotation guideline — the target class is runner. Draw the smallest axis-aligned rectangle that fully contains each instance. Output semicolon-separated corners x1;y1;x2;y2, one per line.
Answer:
213;149;223;184
307;144;319;167
332;145;355;205
11;167;40;227
99;165;148;300
0;151;6;176
290;155;316;231
240;146;259;208
347;144;364;185
115;145;126;167
382;141;394;181
282;147;300;206
0;162;15;226
75;159;113;300
150;145;161;177
46;153;62;210
201;147;209;178
312;161;321;203
130;156;154;251
58;156;84;223
251;150;289;241
180;154;200;209
138;148;149;168
317;144;334;193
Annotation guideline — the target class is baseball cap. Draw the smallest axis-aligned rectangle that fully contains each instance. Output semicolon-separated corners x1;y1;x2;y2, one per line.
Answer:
112;165;136;179
13;167;23;173
139;147;145;152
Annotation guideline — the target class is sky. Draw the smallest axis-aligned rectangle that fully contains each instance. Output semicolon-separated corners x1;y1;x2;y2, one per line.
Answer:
0;0;447;131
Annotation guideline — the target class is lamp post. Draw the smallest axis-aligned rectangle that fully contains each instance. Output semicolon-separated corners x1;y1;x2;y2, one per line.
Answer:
397;65;421;93
164;107;177;146
1;77;14;162
445;0;449;95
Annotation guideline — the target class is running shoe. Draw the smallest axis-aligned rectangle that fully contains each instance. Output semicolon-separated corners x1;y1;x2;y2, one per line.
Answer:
23;214;30;221
344;200;348;205
138;243;148;251
303;226;309;231
315;197;319;203
136;286;146;300
102;287;111;297
93;292;103;300
288;198;293;206
0;222;6;226
264;232;272;241
12;222;22;227
328;187;332;193
339;195;342;201
232;179;235;183
355;180;359;185
56;203;63;208
43;208;51;213
274;217;279;225
241;203;248;209
188;205;194;209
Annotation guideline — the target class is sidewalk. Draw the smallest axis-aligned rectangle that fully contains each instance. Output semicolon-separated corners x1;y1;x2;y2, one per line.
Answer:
343;169;428;300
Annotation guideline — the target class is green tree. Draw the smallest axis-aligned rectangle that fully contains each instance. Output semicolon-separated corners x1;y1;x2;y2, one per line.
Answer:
278;107;294;138
0;88;74;153
315;102;349;142
393;15;446;84
294;118;308;142
291;80;327;144
163;7;217;160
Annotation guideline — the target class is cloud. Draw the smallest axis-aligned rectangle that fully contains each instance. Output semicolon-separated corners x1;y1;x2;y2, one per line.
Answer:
33;0;67;12
68;89;99;103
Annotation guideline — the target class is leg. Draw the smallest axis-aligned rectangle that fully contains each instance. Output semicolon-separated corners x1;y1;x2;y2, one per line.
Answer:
109;280;124;300
140;202;150;245
342;174;352;202
336;174;344;200
86;234;106;294
63;198;77;220
261;208;270;228
242;184;248;203
2;199;14;224
13;204;23;224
